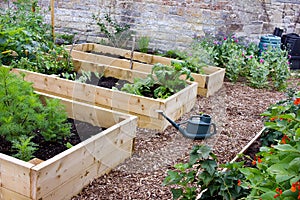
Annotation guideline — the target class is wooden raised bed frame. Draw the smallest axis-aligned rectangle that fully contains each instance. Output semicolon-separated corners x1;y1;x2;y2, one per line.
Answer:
67;43;225;97
0;92;137;200
10;61;198;131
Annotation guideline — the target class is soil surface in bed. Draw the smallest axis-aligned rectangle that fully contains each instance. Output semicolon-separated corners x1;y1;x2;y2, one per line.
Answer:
71;76;300;200
0;119;104;161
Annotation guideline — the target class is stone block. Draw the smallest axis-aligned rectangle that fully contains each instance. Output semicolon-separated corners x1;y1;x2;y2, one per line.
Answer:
243;24;263;34
228;24;243;32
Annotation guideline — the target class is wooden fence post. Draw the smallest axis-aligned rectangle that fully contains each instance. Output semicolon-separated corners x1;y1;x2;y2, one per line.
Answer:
51;0;55;41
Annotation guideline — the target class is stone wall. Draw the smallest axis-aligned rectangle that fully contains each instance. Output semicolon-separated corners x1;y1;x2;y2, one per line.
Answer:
1;0;299;51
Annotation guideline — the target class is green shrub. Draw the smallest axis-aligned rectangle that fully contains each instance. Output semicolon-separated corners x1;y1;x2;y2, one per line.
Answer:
260;48;291;91
240;90;300;198
246;55;270;88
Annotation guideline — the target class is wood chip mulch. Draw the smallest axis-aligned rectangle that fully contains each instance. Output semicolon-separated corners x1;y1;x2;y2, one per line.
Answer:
71;77;300;200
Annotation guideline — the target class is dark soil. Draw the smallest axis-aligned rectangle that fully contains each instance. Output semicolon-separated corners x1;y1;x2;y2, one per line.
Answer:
98;76;129;90
76;72;130;91
83;74;172;98
238;139;262;167
0;119;104;161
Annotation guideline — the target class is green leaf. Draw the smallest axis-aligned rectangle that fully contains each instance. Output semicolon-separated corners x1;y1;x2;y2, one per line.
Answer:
260;191;277;200
189;145;210;164
198;171;214;186
174;163;191;172
170;188;183;200
239;168;252;176
264;121;278;129
201;160;217;176
290;176;300;185
276;174;292;183
278;113;295;119
267;163;288;174
163;171;182;185
296;128;300;138
288;157;300;172
274;144;300;153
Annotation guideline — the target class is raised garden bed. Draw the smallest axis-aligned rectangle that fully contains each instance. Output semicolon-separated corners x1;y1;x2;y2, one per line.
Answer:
0;91;137;200
66;43;225;97
9;61;198;131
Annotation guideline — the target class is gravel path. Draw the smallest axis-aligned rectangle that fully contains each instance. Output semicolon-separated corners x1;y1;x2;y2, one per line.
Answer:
71;77;299;200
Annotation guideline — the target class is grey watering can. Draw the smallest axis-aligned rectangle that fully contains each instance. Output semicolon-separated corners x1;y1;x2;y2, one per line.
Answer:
157;110;217;140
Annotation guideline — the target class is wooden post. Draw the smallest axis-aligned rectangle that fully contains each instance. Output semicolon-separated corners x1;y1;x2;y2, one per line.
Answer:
51;0;55;41
130;35;135;70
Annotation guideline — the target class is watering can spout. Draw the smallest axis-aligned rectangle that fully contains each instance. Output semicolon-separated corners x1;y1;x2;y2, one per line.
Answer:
156;110;182;131
156;110;217;140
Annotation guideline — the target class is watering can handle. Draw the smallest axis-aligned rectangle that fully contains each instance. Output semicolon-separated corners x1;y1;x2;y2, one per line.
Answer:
210;123;217;135
189;115;201;120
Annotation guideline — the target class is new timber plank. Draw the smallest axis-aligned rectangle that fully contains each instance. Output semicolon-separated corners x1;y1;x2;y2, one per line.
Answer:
0;187;31;200
41;141;133;200
70;50;153;73
0;154;34;198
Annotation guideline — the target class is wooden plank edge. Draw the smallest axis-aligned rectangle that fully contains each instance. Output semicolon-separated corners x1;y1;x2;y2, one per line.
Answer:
230;127;266;164
0;187;31;200
39;140;133;200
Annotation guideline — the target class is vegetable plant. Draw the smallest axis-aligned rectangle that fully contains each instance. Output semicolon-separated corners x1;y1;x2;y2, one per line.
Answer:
11;135;38;161
0;67;71;161
239;91;300;199
240;90;300;200
260;47;291;91
75;70;102;84
163;145;249;200
163;40;213;74
120;63;194;99
260;88;298;146
197;34;291;90
137;36;150;53
0;0;74;75
246;55;270;88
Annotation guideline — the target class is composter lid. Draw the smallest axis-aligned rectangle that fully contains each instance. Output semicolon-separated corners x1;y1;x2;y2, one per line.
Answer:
260;35;281;44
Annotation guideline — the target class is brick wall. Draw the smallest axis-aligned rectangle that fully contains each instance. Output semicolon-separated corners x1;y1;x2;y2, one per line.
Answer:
1;0;299;51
